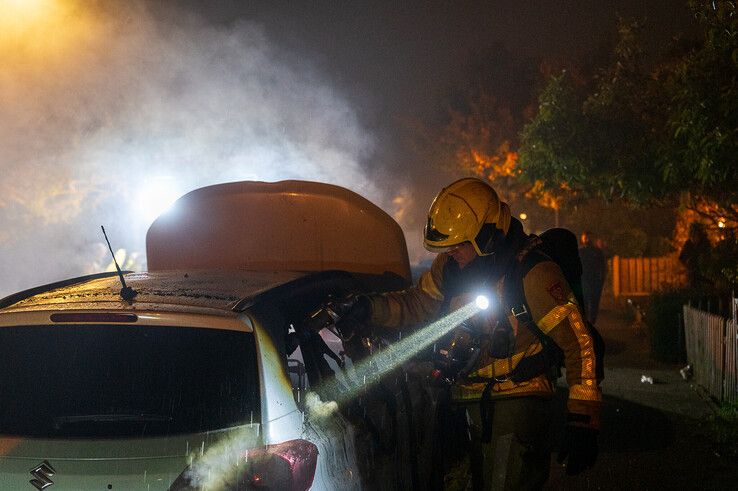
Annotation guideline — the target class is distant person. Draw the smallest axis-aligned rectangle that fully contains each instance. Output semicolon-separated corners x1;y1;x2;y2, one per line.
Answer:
594;237;611;260
579;231;606;324
678;223;712;289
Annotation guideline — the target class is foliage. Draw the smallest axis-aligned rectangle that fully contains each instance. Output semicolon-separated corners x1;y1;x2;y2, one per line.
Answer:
423;2;736;246
519;3;738;229
519;19;666;204
661;1;738;219
705;229;738;289
562;198;677;256
515;72;586;201
435;90;523;195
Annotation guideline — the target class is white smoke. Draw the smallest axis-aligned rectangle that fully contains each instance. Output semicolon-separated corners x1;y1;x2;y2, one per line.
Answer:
304;391;338;420
0;1;379;296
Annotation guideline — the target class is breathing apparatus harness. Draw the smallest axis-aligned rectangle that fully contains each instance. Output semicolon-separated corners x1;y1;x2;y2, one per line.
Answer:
432;221;558;378
433;233;567;442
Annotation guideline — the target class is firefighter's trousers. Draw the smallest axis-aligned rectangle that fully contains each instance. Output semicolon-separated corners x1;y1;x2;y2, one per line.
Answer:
462;396;552;490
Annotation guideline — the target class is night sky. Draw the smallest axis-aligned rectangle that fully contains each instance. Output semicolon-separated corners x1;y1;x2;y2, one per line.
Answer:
176;1;695;121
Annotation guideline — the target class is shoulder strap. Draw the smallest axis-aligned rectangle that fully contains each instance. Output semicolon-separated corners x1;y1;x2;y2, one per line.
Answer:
502;240;549;326
502;241;567;367
439;258;460;314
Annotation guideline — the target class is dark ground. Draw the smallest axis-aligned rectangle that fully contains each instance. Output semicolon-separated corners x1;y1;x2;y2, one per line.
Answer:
545;305;737;490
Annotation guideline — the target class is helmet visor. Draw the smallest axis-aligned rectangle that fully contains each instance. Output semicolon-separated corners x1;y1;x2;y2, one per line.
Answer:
423;217;463;253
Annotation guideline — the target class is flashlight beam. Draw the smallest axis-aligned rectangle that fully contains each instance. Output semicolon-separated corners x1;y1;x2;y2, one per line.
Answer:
317;301;481;405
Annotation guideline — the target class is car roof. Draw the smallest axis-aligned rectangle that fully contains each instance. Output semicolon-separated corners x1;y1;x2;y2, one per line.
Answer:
0;270;306;316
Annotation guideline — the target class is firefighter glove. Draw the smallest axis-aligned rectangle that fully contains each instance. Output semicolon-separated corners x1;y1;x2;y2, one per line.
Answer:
307;294;371;332
330;294;371;323
557;423;598;475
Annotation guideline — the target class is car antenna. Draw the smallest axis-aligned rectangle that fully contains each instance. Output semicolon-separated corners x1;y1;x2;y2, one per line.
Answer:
100;225;137;303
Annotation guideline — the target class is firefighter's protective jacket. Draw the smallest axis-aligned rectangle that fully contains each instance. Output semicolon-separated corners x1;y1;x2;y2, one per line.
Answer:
368;244;602;429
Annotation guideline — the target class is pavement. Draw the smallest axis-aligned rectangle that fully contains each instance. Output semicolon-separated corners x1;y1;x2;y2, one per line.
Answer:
545;305;736;490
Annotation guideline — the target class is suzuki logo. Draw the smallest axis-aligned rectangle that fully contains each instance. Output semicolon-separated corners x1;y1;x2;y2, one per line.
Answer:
29;460;56;490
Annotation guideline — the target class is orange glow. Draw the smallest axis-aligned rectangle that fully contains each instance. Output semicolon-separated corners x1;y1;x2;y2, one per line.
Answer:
674;197;738;248
525;180;562;210
1;0;58;41
0;1;99;64
0;0;50;26
465;145;565;212
469;148;518;180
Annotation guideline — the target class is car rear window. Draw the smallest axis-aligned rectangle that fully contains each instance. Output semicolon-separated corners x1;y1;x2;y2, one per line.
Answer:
0;325;260;438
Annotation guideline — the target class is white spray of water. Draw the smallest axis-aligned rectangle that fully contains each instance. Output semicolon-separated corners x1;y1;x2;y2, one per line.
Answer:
183;393;338;490
304;391;338;420
0;1;380;296
183;425;261;491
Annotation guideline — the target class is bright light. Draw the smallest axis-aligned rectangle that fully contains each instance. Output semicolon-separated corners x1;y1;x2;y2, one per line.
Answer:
1;0;96;63
519;212;528;220
0;0;56;38
1;0;50;20
718;220;726;229
134;178;182;224
475;295;490;310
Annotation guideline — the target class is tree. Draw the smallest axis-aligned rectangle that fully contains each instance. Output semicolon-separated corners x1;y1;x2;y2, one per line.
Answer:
661;1;738;225
518;3;738;230
518;19;666;204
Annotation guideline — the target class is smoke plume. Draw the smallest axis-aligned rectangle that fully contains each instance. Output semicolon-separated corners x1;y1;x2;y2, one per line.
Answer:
0;1;380;296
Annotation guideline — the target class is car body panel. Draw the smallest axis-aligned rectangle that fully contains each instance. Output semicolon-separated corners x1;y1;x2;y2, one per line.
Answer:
0;270;368;490
0;426;260;491
0;270;305;316
146;180;411;282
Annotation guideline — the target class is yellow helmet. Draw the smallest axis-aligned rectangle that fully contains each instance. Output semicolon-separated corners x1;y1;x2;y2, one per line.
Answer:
423;177;511;256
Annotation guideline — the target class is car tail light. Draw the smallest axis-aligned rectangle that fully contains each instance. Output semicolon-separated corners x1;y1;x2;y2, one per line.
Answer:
243;439;318;491
169;439;319;491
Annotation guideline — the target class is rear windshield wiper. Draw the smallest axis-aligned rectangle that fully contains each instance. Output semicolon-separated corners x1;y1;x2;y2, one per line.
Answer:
53;413;172;427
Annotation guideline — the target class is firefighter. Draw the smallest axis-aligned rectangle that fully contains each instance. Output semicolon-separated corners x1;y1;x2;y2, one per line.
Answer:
332;177;601;489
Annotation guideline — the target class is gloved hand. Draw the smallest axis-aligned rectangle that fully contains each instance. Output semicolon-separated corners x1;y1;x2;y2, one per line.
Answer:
328;294;371;322
557;423;599;475
307;294;371;332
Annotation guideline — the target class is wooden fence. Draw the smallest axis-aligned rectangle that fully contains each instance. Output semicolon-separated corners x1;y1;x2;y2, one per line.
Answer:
683;305;738;404
612;256;685;298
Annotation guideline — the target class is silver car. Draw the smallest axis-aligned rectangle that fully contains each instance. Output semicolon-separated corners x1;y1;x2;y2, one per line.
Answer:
0;180;437;490
0;270;374;490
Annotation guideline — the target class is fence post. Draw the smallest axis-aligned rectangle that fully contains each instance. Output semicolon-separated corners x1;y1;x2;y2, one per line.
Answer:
612;256;620;298
678;312;684;363
722;317;728;401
